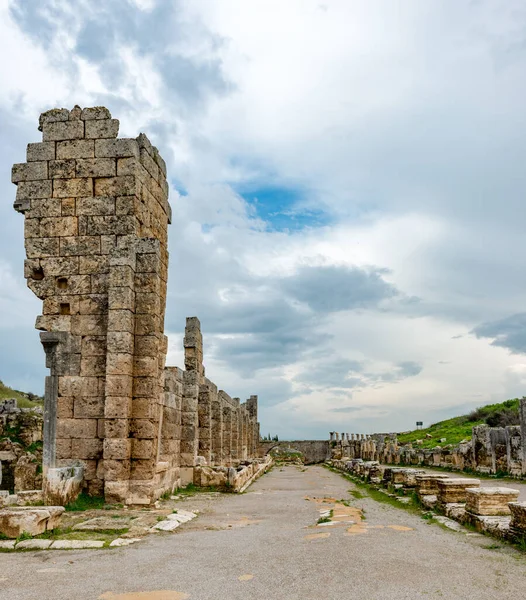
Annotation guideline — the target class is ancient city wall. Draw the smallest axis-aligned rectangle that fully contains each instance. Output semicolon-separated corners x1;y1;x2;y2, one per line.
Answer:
11;106;260;505
329;401;526;478
258;440;330;464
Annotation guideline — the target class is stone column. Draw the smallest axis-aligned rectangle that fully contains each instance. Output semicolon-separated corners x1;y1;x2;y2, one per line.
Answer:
247;395;258;458
222;403;232;466
180;317;203;484
198;380;213;465
521;397;526;475
211;390;222;466
231;399;240;462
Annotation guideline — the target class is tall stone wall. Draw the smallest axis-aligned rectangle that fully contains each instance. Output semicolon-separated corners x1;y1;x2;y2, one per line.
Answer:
12;106;260;505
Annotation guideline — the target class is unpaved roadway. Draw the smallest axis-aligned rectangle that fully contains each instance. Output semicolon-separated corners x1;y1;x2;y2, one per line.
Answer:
2;465;526;600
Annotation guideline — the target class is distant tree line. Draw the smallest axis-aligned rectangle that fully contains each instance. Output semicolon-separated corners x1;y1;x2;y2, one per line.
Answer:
261;433;279;442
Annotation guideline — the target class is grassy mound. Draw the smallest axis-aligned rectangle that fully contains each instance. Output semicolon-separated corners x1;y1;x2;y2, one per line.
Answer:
397;398;521;449
0;380;43;409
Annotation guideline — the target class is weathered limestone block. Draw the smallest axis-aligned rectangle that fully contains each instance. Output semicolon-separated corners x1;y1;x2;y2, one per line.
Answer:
437;478;481;504
43;466;83;506
415;473;450;496
390;468;410;485
401;468;426;487
465;487;519;516
508;502;526;536
0;506;64;538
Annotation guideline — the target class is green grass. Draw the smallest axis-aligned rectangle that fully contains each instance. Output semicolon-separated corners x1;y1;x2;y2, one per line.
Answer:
397;398;521;449
65;493;105;512
0;380;43;409
350;489;366;500
173;483;220;497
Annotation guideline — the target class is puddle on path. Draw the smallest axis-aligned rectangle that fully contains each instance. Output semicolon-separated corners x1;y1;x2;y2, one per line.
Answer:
99;592;189;600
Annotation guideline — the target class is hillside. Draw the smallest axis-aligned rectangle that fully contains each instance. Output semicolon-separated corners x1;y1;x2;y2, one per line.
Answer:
397;398;522;449
0;380;43;409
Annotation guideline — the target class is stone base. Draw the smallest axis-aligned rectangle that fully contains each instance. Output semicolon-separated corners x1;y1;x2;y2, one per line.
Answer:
416;474;450;496
0;506;64;538
465;513;511;538
437;478;480;503
465;487;519;516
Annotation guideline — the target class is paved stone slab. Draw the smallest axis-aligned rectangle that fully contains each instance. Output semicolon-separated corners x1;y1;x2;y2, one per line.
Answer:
434;516;465;532
109;538;142;547
15;539;52;550
0;540;16;549
50;540;105;549
73;517;131;532
151;519;181;532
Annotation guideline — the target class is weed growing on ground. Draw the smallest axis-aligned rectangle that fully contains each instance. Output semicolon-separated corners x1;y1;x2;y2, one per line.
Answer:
15;531;32;543
65;493;105;512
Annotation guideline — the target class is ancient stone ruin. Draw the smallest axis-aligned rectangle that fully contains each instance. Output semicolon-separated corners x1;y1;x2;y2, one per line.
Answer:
11;106;261;506
328;405;526;478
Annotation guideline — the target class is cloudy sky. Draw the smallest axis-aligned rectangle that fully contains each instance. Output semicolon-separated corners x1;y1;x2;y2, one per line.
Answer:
1;0;526;439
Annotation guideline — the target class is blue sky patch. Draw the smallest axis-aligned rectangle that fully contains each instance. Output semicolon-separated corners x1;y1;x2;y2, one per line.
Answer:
237;184;331;231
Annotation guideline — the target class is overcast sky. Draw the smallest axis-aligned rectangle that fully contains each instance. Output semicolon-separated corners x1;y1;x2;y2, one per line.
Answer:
1;0;526;439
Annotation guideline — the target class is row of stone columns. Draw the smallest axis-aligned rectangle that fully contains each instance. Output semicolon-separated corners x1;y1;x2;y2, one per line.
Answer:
329;432;372;441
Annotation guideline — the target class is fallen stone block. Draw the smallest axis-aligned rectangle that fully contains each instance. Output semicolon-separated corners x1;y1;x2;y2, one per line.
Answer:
437;478;480;504
0;540;16;549
434;515;464;532
443;503;467;522
50;540;105;549
0;506;64;538
465;487;519;516
466;514;511;538
16;490;44;506
16;539;52;550
420;495;438;509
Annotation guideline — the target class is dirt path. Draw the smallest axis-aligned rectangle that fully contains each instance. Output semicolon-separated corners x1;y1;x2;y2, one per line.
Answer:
2;465;526;599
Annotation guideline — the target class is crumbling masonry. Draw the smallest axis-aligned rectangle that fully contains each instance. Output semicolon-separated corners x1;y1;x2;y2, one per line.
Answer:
12;106;260;505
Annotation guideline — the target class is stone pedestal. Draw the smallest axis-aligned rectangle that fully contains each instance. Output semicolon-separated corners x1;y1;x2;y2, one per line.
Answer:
415;474;450;496
437;478;480;504
465;487;519;516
